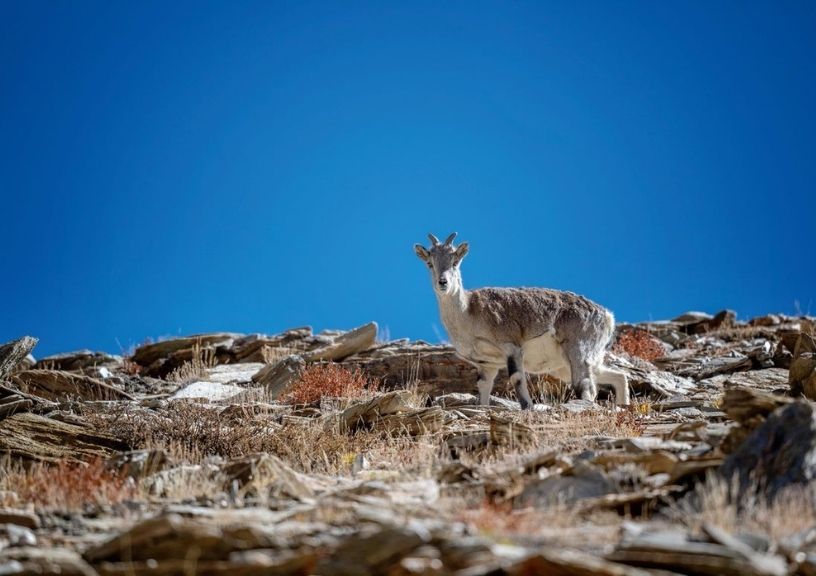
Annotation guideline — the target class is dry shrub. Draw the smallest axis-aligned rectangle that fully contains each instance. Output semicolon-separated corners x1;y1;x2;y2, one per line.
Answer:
284;363;379;405
614;328;666;361
121;357;142;376
457;500;620;547
614;407;647;436
514;408;645;452
528;374;572;404
0;459;134;511
88;402;273;462
167;340;216;384
677;474;816;540
261;419;437;476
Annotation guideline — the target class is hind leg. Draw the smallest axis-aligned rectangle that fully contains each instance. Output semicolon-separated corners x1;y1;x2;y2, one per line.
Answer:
507;350;533;410
565;346;597;402
592;364;630;406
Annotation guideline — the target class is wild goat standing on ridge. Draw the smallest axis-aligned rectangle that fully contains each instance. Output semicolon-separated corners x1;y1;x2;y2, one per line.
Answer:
414;232;630;409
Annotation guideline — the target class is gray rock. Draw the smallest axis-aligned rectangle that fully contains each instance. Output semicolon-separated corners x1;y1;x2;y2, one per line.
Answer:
108;449;168;479
249;354;305;400
2;523;37;547
10;370;134;401
562;399;601;413
303;322;378;362
515;462;616;507
790;326;816;399
721;401;816;499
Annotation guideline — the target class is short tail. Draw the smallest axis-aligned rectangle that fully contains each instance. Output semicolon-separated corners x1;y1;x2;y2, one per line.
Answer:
603;309;616;348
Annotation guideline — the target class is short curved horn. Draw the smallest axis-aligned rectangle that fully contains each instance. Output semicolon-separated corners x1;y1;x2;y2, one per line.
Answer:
428;233;440;246
444;232;458;245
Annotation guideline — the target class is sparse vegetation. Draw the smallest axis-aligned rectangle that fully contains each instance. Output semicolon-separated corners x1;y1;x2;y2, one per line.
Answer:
3;311;813;574
167;340;216;383
284;363;379;405
87;401;273;462
457;501;621;547
675;473;816;540
614;328;667;361
0;459;134;511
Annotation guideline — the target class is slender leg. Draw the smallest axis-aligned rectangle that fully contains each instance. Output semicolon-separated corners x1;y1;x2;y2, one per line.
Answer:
507;350;533;410
592;364;630;405
476;366;498;406
566;344;597;402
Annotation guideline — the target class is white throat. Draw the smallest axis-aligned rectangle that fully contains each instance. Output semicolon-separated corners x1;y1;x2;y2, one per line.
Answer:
436;275;468;335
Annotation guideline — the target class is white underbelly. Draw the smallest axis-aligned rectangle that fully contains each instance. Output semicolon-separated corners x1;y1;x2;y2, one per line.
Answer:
456;332;572;380
522;332;571;378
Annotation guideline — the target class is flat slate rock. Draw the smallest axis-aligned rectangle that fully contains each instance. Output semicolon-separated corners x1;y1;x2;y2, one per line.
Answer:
11;369;134;401
131;333;241;368
0;412;128;463
35;349;122;371
0;336;38;381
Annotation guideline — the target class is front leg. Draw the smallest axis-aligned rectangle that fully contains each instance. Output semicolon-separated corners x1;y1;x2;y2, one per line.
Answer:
507;350;533;410
476;366;498;406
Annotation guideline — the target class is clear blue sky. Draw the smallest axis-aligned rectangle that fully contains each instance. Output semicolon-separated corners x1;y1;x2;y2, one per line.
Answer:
2;1;814;357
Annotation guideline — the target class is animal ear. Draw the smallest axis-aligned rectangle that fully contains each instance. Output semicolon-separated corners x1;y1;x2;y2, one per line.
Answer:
414;244;430;262
455;242;469;261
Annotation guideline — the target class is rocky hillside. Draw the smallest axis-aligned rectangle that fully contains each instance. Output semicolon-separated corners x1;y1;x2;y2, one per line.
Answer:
1;310;815;575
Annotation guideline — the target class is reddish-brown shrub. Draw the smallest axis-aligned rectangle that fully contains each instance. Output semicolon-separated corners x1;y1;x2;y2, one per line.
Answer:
3;459;134;510
284;363;379;405
613;328;666;362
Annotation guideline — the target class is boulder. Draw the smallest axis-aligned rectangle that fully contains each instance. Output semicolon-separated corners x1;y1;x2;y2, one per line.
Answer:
514;462;617;508
222;453;319;499
790;325;816;399
336;390;415;432
250;353;305;390
720;401;816;499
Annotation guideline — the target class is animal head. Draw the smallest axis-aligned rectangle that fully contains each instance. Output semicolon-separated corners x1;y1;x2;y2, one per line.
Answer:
414;232;469;295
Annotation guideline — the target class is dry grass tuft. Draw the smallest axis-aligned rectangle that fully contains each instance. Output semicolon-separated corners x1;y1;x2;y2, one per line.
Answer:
86;400;434;476
528;374;572;404
614;328;666;362
0;459;134;511
88;402;273;462
457;500;621;548
284;363;379;405
259;418;438;476
167;340;216;384
676;474;816;540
